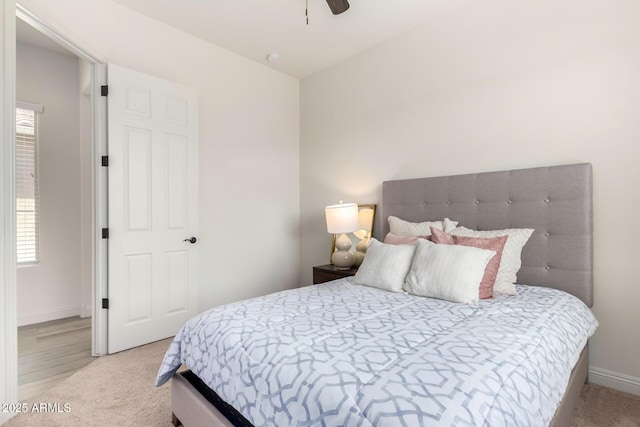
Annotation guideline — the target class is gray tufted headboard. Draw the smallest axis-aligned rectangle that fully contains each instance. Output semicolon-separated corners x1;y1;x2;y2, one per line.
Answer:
381;163;593;307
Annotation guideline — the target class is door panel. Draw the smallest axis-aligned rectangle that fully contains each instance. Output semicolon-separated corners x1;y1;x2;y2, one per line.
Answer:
166;250;188;314
166;135;188;229
107;64;198;354
125;253;152;323
124;127;151;231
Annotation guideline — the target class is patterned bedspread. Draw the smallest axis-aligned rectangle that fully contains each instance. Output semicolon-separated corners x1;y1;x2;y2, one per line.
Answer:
156;279;598;426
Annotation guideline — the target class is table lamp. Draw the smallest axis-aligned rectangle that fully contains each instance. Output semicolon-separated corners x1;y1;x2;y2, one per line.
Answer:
325;201;359;269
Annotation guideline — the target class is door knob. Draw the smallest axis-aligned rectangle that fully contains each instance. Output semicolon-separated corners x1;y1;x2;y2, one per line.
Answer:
184;237;197;244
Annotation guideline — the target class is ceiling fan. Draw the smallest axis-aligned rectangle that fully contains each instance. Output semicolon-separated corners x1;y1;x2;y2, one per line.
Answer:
325;0;350;15
305;0;349;24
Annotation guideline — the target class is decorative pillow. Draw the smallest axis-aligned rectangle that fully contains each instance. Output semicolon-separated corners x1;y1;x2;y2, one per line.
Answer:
383;232;431;245
352;238;416;293
403;239;496;304
443;217;458;233
449;226;534;295
430;227;507;299
388;216;458;237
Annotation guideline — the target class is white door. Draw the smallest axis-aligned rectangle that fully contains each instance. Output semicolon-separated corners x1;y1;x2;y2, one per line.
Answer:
107;64;199;354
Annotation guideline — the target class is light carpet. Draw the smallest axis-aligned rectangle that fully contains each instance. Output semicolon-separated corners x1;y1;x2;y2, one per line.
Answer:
5;338;640;426
6;338;173;427
570;383;640;427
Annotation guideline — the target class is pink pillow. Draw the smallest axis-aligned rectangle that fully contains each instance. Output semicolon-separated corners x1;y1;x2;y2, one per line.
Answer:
383;232;431;245
430;227;507;299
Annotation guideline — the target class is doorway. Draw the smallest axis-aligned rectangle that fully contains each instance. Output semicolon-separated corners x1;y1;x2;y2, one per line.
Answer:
14;15;102;401
13;4;109;351
2;2;197;409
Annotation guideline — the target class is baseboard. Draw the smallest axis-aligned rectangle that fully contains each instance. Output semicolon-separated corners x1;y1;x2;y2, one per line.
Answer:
589;366;640;396
80;304;93;318
17;305;81;327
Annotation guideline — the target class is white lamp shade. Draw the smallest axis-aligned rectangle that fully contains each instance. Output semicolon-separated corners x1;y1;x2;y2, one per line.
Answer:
325;202;359;234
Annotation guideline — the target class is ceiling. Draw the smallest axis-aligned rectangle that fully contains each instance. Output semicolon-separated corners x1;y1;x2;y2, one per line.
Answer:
112;0;468;78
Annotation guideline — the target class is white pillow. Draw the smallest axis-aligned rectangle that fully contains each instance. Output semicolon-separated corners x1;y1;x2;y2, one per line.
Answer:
449;226;534;295
443;217;458;233
352;238;416;292
388;216;458;237
404;239;495;304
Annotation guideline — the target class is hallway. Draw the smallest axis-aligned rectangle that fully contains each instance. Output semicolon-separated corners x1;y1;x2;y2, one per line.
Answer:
18;316;95;402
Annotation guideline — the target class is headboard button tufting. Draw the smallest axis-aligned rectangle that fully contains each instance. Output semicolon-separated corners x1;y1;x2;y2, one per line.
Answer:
381;163;593;307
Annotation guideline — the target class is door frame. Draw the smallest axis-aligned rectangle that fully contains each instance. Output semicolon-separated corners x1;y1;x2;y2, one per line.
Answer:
1;2;108;414
1;0;18;416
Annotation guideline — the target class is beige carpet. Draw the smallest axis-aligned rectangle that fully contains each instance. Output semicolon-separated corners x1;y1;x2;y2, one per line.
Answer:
5;338;640;426
570;383;640;427
5;338;174;427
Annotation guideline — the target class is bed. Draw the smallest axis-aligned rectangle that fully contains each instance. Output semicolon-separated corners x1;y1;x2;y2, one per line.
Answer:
156;163;597;427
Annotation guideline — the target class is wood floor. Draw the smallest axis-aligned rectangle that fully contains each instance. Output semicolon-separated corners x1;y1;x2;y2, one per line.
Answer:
18;316;96;402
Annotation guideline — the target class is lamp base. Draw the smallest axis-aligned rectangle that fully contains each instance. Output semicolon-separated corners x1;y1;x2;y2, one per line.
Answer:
331;233;355;269
332;250;355;269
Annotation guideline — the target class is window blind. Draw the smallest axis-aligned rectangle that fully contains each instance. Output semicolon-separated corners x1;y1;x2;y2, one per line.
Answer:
16;106;40;264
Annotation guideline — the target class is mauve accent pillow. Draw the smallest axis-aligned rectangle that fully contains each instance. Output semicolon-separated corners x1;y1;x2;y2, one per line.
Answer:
383;232;431;245
430;227;507;299
449;226;534;295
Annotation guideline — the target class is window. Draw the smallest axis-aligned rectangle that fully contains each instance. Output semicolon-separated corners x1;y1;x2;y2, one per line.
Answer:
16;105;41;264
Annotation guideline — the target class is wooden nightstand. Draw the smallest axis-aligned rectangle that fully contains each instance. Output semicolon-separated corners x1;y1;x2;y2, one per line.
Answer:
312;264;358;284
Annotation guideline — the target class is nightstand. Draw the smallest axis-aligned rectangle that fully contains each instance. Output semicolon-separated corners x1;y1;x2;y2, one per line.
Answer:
312;264;358;284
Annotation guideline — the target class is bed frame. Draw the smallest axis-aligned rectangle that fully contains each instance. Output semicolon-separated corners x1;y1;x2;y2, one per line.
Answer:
172;163;594;427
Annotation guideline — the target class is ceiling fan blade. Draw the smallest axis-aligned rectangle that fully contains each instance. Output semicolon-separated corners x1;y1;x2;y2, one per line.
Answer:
326;0;350;15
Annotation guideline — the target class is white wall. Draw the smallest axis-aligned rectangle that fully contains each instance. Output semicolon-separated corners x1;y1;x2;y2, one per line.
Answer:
16;42;83;326
18;0;301;310
300;0;640;393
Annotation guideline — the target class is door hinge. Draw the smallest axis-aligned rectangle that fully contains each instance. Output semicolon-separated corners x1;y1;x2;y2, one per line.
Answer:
102;228;109;239
101;85;108;96
101;155;109;167
102;298;109;309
